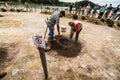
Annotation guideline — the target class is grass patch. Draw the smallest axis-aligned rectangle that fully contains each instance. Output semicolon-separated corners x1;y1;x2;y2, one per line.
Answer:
100;18;105;23
65;14;72;18
72;14;78;19
0;15;4;17
16;9;21;12
1;8;7;12
40;11;52;15
106;19;114;27
10;8;16;12
116;21;120;28
87;17;102;25
81;16;86;20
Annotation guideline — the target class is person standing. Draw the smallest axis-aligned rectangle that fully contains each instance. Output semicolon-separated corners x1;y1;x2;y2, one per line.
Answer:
85;3;91;16
69;3;73;14
92;4;99;18
47;11;65;41
68;20;83;42
98;4;107;18
4;3;9;8
78;6;82;15
114;5;120;21
111;5;120;20
81;5;86;15
104;4;113;19
24;0;30;11
74;1;79;14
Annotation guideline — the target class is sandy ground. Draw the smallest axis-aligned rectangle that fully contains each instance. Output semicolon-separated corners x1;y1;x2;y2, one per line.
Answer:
0;10;120;80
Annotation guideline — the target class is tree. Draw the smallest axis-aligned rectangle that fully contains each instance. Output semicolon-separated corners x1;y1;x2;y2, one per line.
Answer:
78;1;96;8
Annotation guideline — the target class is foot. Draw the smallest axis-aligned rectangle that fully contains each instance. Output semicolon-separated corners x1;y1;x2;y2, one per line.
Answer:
48;37;54;42
0;72;7;79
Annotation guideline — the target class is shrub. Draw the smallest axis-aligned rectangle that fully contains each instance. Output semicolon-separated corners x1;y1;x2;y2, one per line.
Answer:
1;8;7;12
106;19;114;27
45;7;50;10
87;17;95;22
40;11;52;15
72;14;78;19
17;9;21;12
10;8;15;12
87;17;102;25
65;8;68;10
81;16;86;20
0;15;4;17
65;14;72;18
100;18;105;23
116;21;120;27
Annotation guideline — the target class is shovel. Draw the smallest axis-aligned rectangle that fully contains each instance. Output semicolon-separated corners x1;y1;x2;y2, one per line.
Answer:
44;18;48;39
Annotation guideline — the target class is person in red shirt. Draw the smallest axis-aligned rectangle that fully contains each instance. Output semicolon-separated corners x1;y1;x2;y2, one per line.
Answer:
68;20;83;42
104;4;113;19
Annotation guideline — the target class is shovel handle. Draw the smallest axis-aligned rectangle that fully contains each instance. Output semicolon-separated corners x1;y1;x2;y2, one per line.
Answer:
44;18;48;39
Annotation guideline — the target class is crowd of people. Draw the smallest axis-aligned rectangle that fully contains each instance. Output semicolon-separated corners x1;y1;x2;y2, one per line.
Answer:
1;1;36;12
69;2;120;21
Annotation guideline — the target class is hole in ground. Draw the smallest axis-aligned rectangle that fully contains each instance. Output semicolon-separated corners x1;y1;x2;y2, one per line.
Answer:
47;35;83;57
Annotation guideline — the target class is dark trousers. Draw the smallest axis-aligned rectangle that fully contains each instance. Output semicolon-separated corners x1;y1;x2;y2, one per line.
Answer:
48;26;54;41
105;11;110;19
98;12;104;18
70;29;82;42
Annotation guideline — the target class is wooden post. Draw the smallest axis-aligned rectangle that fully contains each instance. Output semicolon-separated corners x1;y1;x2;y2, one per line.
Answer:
38;47;48;80
33;36;48;80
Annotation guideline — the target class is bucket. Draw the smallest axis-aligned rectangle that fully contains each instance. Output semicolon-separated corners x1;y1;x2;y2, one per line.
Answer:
61;26;67;32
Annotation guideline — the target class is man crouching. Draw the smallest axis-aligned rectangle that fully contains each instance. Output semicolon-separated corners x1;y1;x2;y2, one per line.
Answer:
68;20;83;42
